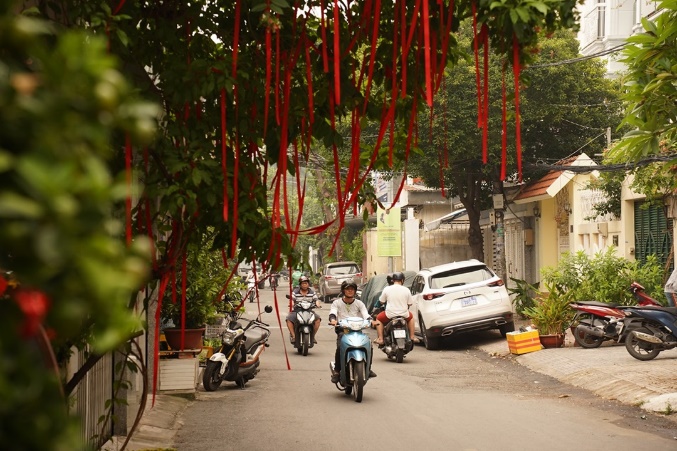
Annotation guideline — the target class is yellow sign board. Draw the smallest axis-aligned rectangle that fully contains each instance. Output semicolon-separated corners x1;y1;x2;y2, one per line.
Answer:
377;206;401;256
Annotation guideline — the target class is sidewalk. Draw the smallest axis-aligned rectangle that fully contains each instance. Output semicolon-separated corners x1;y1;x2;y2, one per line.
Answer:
477;330;677;418
103;392;193;451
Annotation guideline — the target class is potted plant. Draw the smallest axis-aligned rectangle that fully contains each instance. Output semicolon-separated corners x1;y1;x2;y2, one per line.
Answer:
523;281;575;348
160;238;237;350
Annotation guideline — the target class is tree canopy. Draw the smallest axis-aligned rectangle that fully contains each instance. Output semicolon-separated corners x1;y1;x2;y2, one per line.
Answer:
408;27;623;258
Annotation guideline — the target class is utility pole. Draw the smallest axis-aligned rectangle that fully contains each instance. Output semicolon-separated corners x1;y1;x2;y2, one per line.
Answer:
493;186;507;284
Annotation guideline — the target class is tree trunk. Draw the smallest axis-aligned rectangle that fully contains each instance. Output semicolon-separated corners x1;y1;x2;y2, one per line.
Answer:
458;175;484;261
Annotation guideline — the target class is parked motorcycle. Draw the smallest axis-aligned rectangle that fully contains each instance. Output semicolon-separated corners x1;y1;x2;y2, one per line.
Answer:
570;282;662;348
372;306;414;362
624;306;677;361
203;305;273;390
286;293;320;356
329;317;373;403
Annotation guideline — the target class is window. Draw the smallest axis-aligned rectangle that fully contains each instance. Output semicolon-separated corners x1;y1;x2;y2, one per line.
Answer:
596;0;606;39
430;266;493;289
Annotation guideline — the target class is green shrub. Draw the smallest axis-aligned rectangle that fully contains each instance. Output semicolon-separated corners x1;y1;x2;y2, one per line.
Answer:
540;248;663;305
508;278;539;318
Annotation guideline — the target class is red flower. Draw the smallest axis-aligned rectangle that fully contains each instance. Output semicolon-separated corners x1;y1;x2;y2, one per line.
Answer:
13;289;50;337
0;276;7;296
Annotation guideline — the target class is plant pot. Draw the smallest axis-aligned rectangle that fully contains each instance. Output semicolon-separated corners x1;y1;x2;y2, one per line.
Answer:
539;333;565;349
163;328;205;350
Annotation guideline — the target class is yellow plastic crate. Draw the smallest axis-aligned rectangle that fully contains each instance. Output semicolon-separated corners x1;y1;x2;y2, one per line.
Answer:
506;330;542;355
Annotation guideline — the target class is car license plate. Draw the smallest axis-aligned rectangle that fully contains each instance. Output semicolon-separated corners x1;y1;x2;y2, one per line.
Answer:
393;329;406;338
461;296;477;307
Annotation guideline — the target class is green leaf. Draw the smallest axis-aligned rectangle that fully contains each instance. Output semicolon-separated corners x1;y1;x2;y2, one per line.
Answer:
0;193;43;218
116;28;129;47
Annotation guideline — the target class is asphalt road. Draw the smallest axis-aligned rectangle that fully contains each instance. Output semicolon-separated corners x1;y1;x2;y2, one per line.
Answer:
173;280;677;451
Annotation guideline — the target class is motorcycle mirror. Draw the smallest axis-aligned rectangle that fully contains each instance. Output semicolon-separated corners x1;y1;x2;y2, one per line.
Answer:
285;294;291;299
264;305;273;313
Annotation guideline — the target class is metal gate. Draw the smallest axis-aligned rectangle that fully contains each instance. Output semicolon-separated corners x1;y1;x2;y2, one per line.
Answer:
504;219;525;288
634;201;673;268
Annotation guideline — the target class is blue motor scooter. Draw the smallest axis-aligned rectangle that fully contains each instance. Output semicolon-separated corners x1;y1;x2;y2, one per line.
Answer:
329;317;373;403
623;305;677;361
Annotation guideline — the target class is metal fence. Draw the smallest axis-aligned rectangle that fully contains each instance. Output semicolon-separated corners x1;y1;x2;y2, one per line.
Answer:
72;349;113;448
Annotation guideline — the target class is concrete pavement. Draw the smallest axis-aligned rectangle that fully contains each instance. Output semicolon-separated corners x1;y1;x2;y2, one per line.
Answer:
107;326;677;450
477;329;677;417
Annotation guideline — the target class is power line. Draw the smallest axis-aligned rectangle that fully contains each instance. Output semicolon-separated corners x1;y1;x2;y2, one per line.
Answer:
525;153;677;173
527;43;627;69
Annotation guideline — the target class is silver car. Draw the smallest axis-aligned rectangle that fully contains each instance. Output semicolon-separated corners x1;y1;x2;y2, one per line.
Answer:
318;261;363;302
410;260;515;350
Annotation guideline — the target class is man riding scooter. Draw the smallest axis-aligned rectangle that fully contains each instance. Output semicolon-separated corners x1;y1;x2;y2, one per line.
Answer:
286;276;322;343
328;280;377;383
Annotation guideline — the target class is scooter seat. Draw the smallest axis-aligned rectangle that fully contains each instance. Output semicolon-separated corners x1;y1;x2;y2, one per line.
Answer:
244;327;268;349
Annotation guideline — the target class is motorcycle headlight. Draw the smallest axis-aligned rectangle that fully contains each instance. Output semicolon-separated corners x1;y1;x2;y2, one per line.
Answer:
222;328;243;345
342;318;366;331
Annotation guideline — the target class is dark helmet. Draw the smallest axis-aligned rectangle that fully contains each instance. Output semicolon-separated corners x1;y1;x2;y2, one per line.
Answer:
299;275;310;284
341;280;358;292
386;273;394;285
392;272;405;282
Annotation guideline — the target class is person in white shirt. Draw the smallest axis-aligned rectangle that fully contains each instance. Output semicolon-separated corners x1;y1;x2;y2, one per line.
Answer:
374;272;418;345
664;267;677;307
328;280;377;382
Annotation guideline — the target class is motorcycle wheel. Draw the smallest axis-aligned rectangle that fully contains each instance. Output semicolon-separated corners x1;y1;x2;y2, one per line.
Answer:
301;333;309;356
202;361;223;391
625;327;661;361
395;348;404;363
573;315;605;348
351;360;365;403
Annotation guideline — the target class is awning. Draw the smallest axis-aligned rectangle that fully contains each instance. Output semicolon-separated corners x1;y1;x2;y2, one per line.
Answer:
424;209;467;232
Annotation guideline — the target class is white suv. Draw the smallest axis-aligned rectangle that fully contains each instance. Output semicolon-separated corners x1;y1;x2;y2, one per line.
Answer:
410;260;514;350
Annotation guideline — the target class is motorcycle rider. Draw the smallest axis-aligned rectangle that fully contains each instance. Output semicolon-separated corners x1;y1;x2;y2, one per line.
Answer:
286;276;322;343
246;269;256;303
373;272;418;345
664;267;677;307
328;280;377;383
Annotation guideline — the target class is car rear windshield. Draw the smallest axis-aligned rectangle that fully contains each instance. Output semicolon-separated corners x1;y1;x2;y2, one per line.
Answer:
328;265;359;275
429;265;493;289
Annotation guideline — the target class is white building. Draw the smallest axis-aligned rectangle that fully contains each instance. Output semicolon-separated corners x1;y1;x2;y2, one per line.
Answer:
578;0;662;76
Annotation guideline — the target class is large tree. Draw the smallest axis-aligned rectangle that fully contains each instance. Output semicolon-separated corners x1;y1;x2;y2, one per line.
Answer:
409;27;623;259
1;0;584;448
